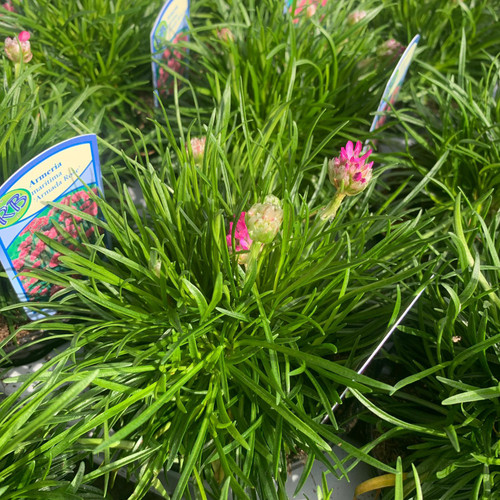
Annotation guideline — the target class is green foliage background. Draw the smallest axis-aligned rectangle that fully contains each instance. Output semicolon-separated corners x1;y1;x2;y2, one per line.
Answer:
0;0;499;499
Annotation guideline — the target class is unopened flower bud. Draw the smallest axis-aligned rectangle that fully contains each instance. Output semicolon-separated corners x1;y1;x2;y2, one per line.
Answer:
328;141;373;196
377;39;405;59
187;136;206;163
246;195;283;244
4;31;32;64
306;4;317;17
217;28;235;42
347;10;366;25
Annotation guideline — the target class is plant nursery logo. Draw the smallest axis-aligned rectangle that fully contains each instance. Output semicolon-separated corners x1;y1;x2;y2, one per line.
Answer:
0;189;31;228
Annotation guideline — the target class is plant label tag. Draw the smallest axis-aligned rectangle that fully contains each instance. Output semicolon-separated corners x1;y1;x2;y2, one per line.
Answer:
285;0;327;19
0;134;104;319
151;0;190;106
370;34;420;131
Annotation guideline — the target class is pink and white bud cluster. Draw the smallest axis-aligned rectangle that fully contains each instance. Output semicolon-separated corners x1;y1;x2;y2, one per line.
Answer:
306;4;317;17
187;136;206;163
217;28;235;42
377;39;405;59
328;141;373;196
4;31;32;64
246;195;283;244
347;10;366;25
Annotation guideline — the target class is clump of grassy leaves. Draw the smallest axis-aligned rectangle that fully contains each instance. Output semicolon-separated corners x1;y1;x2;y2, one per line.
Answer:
162;0;412;158
349;192;500;499
0;0;499;499
0;0;157;136
0;79;443;498
0;59;104;184
385;57;500;207
376;0;500;80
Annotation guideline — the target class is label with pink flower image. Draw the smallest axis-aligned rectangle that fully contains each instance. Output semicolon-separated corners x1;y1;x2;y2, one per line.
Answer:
370;34;420;132
151;0;189;106
0;134;103;319
285;0;327;19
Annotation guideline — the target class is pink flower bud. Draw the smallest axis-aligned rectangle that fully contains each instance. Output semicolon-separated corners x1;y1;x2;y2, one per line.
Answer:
217;28;235;42
187;136;206;163
328;141;373;196
377;39;405;59
306;4;317;17
347;10;366;25
4;31;32;64
245;195;283;244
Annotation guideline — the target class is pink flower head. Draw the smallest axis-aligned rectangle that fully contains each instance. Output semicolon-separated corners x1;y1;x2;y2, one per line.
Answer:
24;277;37;288
377;39;405;59
87;202;98;216
46;227;58;239
12;257;24;270
328;141;373;196
290;0;327;23
49;253;61;268
2;2;15;12
4;31;32;64
226;212;252;263
18;31;30;42
347;10;367;25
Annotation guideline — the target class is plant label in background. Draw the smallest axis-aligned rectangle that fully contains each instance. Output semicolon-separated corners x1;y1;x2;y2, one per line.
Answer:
0;134;103;319
370;34;420;131
151;0;190;106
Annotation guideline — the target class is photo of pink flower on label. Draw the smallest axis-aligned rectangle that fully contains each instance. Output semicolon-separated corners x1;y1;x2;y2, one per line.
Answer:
156;32;189;95
285;0;327;22
7;186;99;301
151;0;190;104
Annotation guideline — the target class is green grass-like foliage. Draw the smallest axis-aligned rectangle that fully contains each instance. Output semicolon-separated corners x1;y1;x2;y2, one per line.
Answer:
353;193;500;499
0;0;499;498
0;83;442;498
1;0;157;138
0;59;104;184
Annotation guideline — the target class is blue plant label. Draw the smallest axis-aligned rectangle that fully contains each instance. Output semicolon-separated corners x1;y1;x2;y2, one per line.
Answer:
151;0;190;106
0;134;103;319
370;34;420;132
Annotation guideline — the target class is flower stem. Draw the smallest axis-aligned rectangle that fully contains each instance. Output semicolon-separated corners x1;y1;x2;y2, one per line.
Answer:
245;241;262;271
321;192;346;220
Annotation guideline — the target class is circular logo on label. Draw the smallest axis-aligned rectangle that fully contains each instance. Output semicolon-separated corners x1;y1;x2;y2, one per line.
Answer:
0;189;31;228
